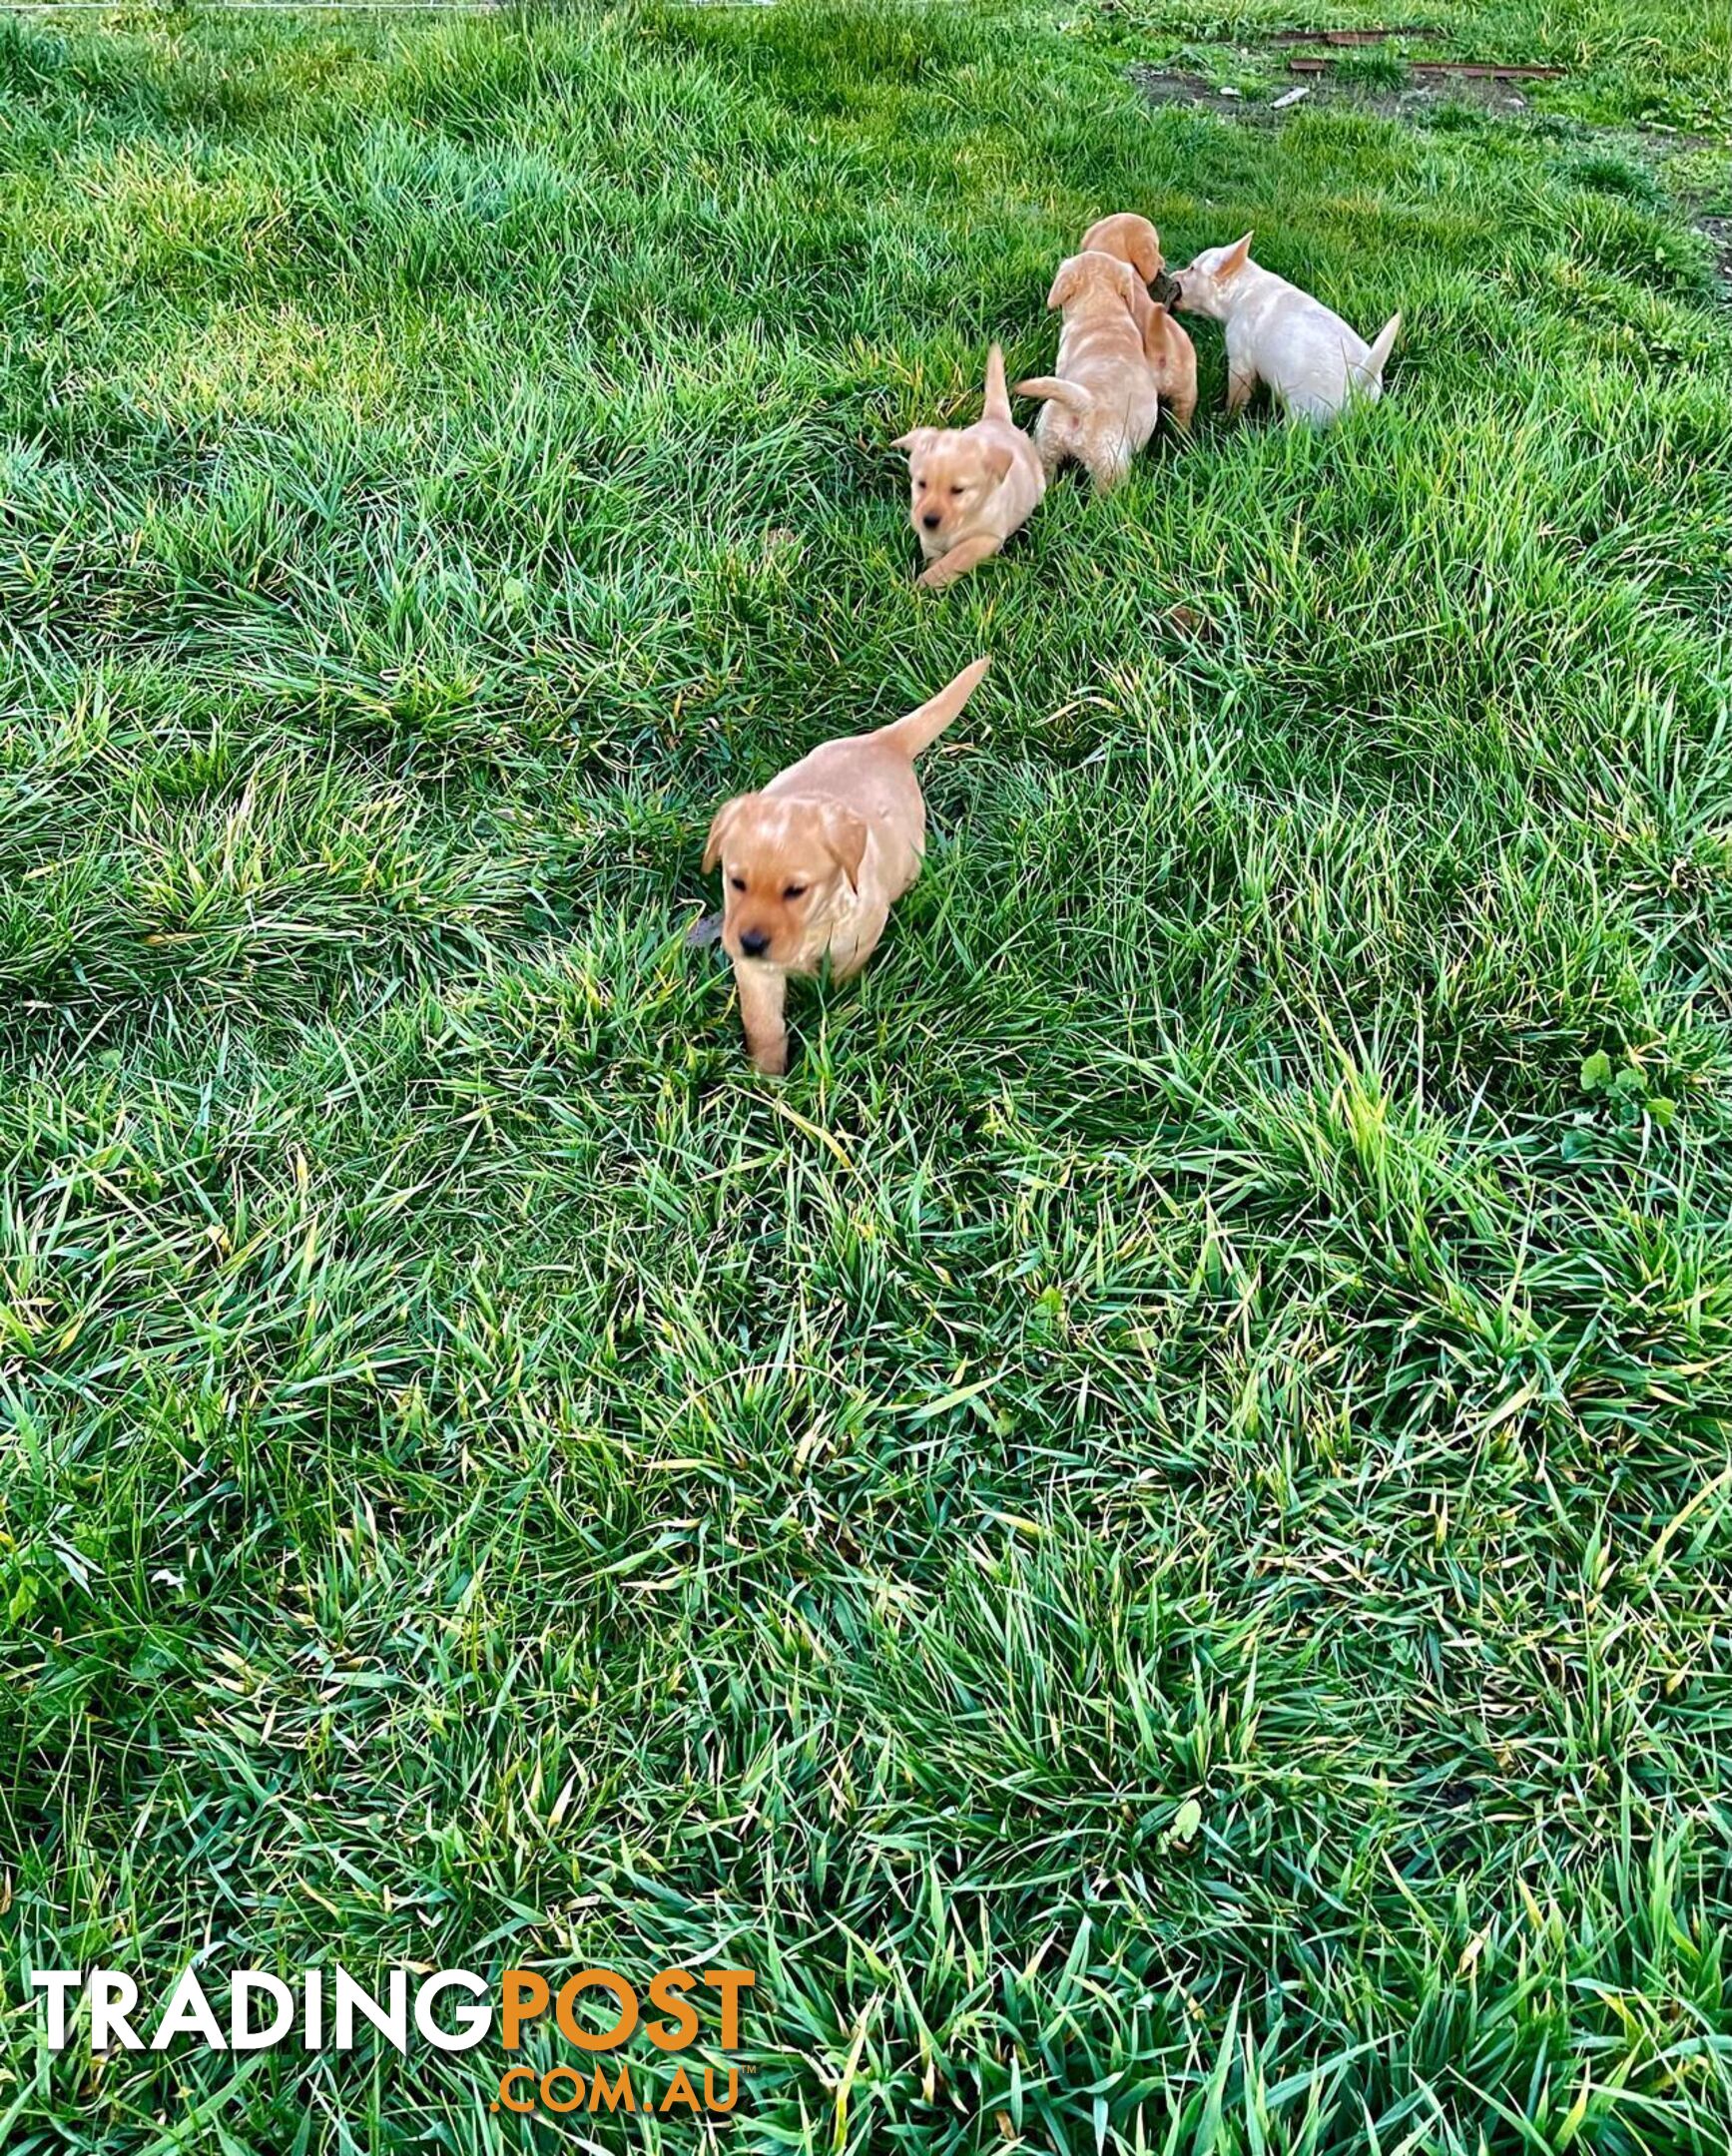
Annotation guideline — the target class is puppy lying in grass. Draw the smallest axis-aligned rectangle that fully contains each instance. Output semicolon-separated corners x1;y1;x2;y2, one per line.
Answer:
703;658;990;1074
893;347;1043;590
1081;212;1197;434
1170;233;1402;426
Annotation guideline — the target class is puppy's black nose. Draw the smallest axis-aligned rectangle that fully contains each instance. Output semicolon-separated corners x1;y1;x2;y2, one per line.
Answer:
921;512;941;530
738;928;771;958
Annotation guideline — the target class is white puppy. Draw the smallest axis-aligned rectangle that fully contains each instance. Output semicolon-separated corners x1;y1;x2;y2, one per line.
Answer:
1171;234;1401;426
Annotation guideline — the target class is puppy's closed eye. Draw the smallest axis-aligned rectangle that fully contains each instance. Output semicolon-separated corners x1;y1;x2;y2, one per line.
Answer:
730;874;746;890
783;883;808;899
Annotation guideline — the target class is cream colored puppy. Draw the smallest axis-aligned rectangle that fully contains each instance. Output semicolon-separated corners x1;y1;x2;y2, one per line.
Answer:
893;347;1044;590
703;659;989;1074
1014;251;1162;492
1170;234;1401;426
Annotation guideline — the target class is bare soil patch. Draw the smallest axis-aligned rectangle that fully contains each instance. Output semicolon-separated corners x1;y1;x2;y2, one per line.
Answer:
1130;55;1729;294
1130;62;1544;123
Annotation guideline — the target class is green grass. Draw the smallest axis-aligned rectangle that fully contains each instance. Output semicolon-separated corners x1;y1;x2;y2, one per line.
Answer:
2;1;1731;2149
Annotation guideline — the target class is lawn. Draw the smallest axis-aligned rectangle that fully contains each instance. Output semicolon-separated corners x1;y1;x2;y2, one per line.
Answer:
2;0;1731;2148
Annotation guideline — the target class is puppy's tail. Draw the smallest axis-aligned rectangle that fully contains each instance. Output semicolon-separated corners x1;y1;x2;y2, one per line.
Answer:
1013;375;1094;415
981;342;1012;423
874;656;991;760
1363;310;1403;388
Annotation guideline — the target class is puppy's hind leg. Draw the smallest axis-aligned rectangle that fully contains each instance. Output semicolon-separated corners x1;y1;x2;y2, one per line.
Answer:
1034;416;1067;481
1017;376;1091;478
735;962;789;1076
1030;409;1066;480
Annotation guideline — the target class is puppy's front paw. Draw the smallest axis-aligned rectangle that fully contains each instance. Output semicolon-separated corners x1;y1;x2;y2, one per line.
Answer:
750;1042;789;1077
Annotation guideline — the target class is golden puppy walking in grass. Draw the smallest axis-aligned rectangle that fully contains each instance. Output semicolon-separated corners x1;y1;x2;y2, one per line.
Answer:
893;347;1044;590
704;658;990;1074
1015;250;1171;491
1015;250;1161;491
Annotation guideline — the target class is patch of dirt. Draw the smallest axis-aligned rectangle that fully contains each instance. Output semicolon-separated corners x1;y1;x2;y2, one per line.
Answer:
1133;69;1243;112
1133;59;1720;147
1132;57;1731;296
1130;63;1542;123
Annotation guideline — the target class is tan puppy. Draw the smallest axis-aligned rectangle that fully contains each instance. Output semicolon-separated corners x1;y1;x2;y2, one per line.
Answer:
703;658;989;1074
1082;211;1197;433
892;347;1044;590
1014;251;1162;492
1170;234;1401;426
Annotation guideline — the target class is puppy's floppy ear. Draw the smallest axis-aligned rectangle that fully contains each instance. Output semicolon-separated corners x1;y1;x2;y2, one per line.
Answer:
819;803;868;892
1221;232;1254;275
1109;258;1147;325
1124;223;1163;285
1046;258;1083;311
890;426;933;454
982;441;1013;485
703;795;752;875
